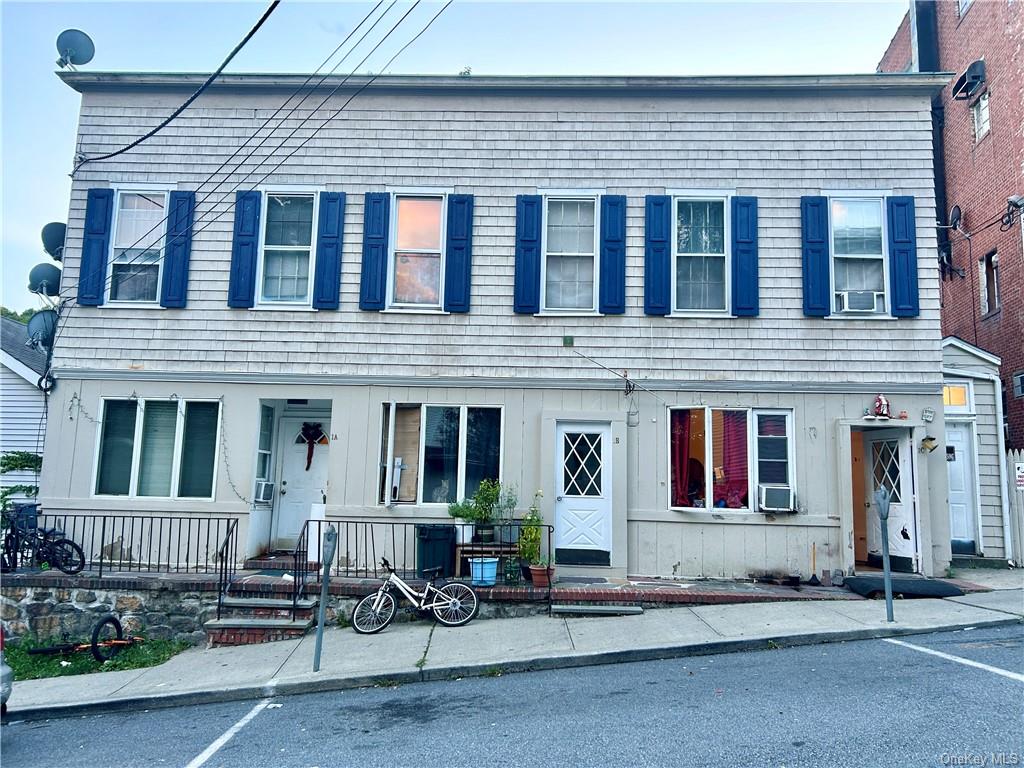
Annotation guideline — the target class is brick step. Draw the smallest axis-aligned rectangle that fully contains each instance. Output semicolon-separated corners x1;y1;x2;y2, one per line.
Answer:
204;617;313;647
243;555;321;572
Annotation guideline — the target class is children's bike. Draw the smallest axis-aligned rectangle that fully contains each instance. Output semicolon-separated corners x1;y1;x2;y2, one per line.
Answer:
351;558;479;634
26;615;143;662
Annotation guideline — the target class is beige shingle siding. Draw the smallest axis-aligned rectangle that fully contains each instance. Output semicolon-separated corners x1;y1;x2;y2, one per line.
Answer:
56;87;941;383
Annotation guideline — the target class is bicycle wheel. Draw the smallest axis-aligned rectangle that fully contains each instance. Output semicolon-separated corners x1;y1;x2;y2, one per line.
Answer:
431;582;479;627
50;539;85;575
351;592;397;635
91;615;125;662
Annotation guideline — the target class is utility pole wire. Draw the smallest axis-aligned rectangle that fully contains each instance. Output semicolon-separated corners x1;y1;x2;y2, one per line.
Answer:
72;0;281;175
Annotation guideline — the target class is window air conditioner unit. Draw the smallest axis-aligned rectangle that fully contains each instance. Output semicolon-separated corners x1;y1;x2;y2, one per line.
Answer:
759;485;795;513
254;481;275;504
836;291;883;313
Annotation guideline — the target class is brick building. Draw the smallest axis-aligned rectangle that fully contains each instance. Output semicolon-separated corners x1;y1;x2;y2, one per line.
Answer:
879;0;1024;448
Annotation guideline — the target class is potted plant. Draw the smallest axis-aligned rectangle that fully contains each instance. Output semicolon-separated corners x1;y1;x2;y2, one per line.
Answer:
528;557;555;588
447;478;508;544
517;491;543;582
446;498;476;544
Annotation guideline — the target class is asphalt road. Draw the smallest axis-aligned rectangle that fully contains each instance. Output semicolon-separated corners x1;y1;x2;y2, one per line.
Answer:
3;624;1022;768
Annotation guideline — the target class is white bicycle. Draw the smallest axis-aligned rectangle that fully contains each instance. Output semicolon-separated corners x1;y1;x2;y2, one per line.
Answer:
351;557;479;634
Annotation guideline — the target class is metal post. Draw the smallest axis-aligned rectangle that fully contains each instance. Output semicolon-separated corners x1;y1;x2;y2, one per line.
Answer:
313;525;338;673
873;487;895;622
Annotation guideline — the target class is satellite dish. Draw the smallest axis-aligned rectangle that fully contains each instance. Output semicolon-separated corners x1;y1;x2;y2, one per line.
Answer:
28;263;62;296
27;309;59;350
949;205;963;231
41;222;67;261
55;29;95;69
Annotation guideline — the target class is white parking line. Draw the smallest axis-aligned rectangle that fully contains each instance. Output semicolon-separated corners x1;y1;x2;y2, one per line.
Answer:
184;698;273;768
883;638;1024;683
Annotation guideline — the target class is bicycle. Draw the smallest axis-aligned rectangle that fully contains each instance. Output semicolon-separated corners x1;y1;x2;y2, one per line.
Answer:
1;505;85;575
351;557;479;634
26;615;143;662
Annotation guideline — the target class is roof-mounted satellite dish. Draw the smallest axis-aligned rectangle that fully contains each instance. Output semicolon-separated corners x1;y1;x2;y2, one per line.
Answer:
28;263;62;297
56;29;95;69
27;309;59;350
949;205;963;231
41;222;67;261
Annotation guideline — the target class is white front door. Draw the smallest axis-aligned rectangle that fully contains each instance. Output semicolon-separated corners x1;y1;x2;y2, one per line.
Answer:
273;418;330;548
946;421;977;553
554;422;612;566
863;428;918;572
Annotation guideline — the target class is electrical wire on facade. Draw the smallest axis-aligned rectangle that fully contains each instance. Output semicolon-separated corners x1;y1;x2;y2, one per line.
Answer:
71;0;281;175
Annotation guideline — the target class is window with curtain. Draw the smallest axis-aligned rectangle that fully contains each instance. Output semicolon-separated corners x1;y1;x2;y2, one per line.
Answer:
831;198;886;314
544;198;597;310
261;193;315;303
378;404;502;504
670;408;791;511
391;196;444;307
95;399;220;499
110;192;167;303
674;198;727;311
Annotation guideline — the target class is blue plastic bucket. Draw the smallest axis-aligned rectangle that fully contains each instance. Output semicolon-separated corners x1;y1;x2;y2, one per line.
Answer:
469;557;499;586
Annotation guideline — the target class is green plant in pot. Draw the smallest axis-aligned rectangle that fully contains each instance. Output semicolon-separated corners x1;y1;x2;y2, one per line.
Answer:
518;490;549;584
448;479;511;544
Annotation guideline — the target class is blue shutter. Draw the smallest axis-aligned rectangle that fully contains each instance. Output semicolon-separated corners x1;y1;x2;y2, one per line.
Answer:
800;196;831;317
599;195;627;315
644;195;671;316
312;192;346;310
160;191;196;308
444;194;474;313
730;196;759;317
78;188;115;306
359;192;389;311
513;195;542;314
887;196;919;317
227;191;261;308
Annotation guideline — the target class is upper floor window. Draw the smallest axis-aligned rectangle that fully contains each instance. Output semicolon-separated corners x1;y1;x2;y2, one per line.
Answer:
972;92;990;140
259;193;316;304
95;398;220;499
109;191;167;303
830;197;887;314
957;0;974;17
674;197;728;313
1012;372;1024;399
943;382;972;412
543;197;598;311
980;250;999;315
390;195;445;309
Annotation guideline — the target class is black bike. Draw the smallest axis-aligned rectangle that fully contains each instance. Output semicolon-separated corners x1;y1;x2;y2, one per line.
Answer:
1;504;85;575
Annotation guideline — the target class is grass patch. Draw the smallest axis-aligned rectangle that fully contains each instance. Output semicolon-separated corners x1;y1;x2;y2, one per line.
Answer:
6;636;189;681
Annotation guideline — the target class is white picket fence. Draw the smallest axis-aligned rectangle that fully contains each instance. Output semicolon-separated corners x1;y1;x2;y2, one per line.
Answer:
1007;449;1024;565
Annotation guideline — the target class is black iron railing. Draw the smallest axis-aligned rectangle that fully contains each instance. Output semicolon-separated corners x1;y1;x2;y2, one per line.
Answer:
4;508;238;577
291;518;555;612
215;519;239;619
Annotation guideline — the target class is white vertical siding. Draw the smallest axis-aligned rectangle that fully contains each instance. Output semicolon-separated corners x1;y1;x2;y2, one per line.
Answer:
0;366;46;492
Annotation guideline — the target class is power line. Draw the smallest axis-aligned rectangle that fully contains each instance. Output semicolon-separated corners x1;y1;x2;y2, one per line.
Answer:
72;1;281;175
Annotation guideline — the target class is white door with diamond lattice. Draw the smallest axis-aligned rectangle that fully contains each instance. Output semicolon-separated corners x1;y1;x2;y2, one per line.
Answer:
863;428;917;571
554;422;612;566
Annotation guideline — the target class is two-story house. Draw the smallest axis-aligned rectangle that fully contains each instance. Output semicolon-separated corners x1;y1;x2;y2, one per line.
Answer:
42;71;953;581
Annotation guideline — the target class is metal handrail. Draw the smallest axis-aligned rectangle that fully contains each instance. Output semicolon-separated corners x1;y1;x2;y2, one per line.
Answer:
291;519;313;620
215;518;238;619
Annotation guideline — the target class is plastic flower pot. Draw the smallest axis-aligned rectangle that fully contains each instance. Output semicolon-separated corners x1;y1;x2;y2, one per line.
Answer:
469;557;499;586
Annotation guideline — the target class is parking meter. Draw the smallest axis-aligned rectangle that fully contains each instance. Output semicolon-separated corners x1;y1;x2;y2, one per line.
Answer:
873;487;895;623
313;525;338;672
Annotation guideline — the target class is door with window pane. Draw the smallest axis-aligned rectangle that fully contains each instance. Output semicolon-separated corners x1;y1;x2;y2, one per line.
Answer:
863;428;917;572
554;422;611;566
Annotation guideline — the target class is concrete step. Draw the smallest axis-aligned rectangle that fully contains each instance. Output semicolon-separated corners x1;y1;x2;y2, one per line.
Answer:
551;603;645;616
951;555;1012;570
219;596;317;620
243;555;321;572
220;597;317;610
204;617;313;647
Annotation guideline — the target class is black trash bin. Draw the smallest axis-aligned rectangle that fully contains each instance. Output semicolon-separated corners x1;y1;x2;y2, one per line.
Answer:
415;524;456;578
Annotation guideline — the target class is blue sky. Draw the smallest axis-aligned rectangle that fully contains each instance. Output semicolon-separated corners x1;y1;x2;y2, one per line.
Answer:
0;0;908;310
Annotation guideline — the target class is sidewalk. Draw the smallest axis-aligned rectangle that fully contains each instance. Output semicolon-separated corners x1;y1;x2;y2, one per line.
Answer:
7;571;1021;722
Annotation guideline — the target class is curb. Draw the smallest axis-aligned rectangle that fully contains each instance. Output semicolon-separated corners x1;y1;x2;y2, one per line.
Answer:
4;614;1020;723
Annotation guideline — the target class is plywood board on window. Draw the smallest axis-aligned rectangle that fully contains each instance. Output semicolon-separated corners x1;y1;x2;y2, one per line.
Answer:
394;405;421;503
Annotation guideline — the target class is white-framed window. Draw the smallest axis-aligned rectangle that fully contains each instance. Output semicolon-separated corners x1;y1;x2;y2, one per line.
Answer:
108;190;169;303
668;407;794;512
979;250;999;315
943;380;974;413
387;194;446;309
542;196;599;311
255;404;275;482
378;403;502;505
958;0;974;17
829;196;888;315
673;196;729;313
972;91;990;140
95;398;220;499
1012;372;1024;399
257;192;318;305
